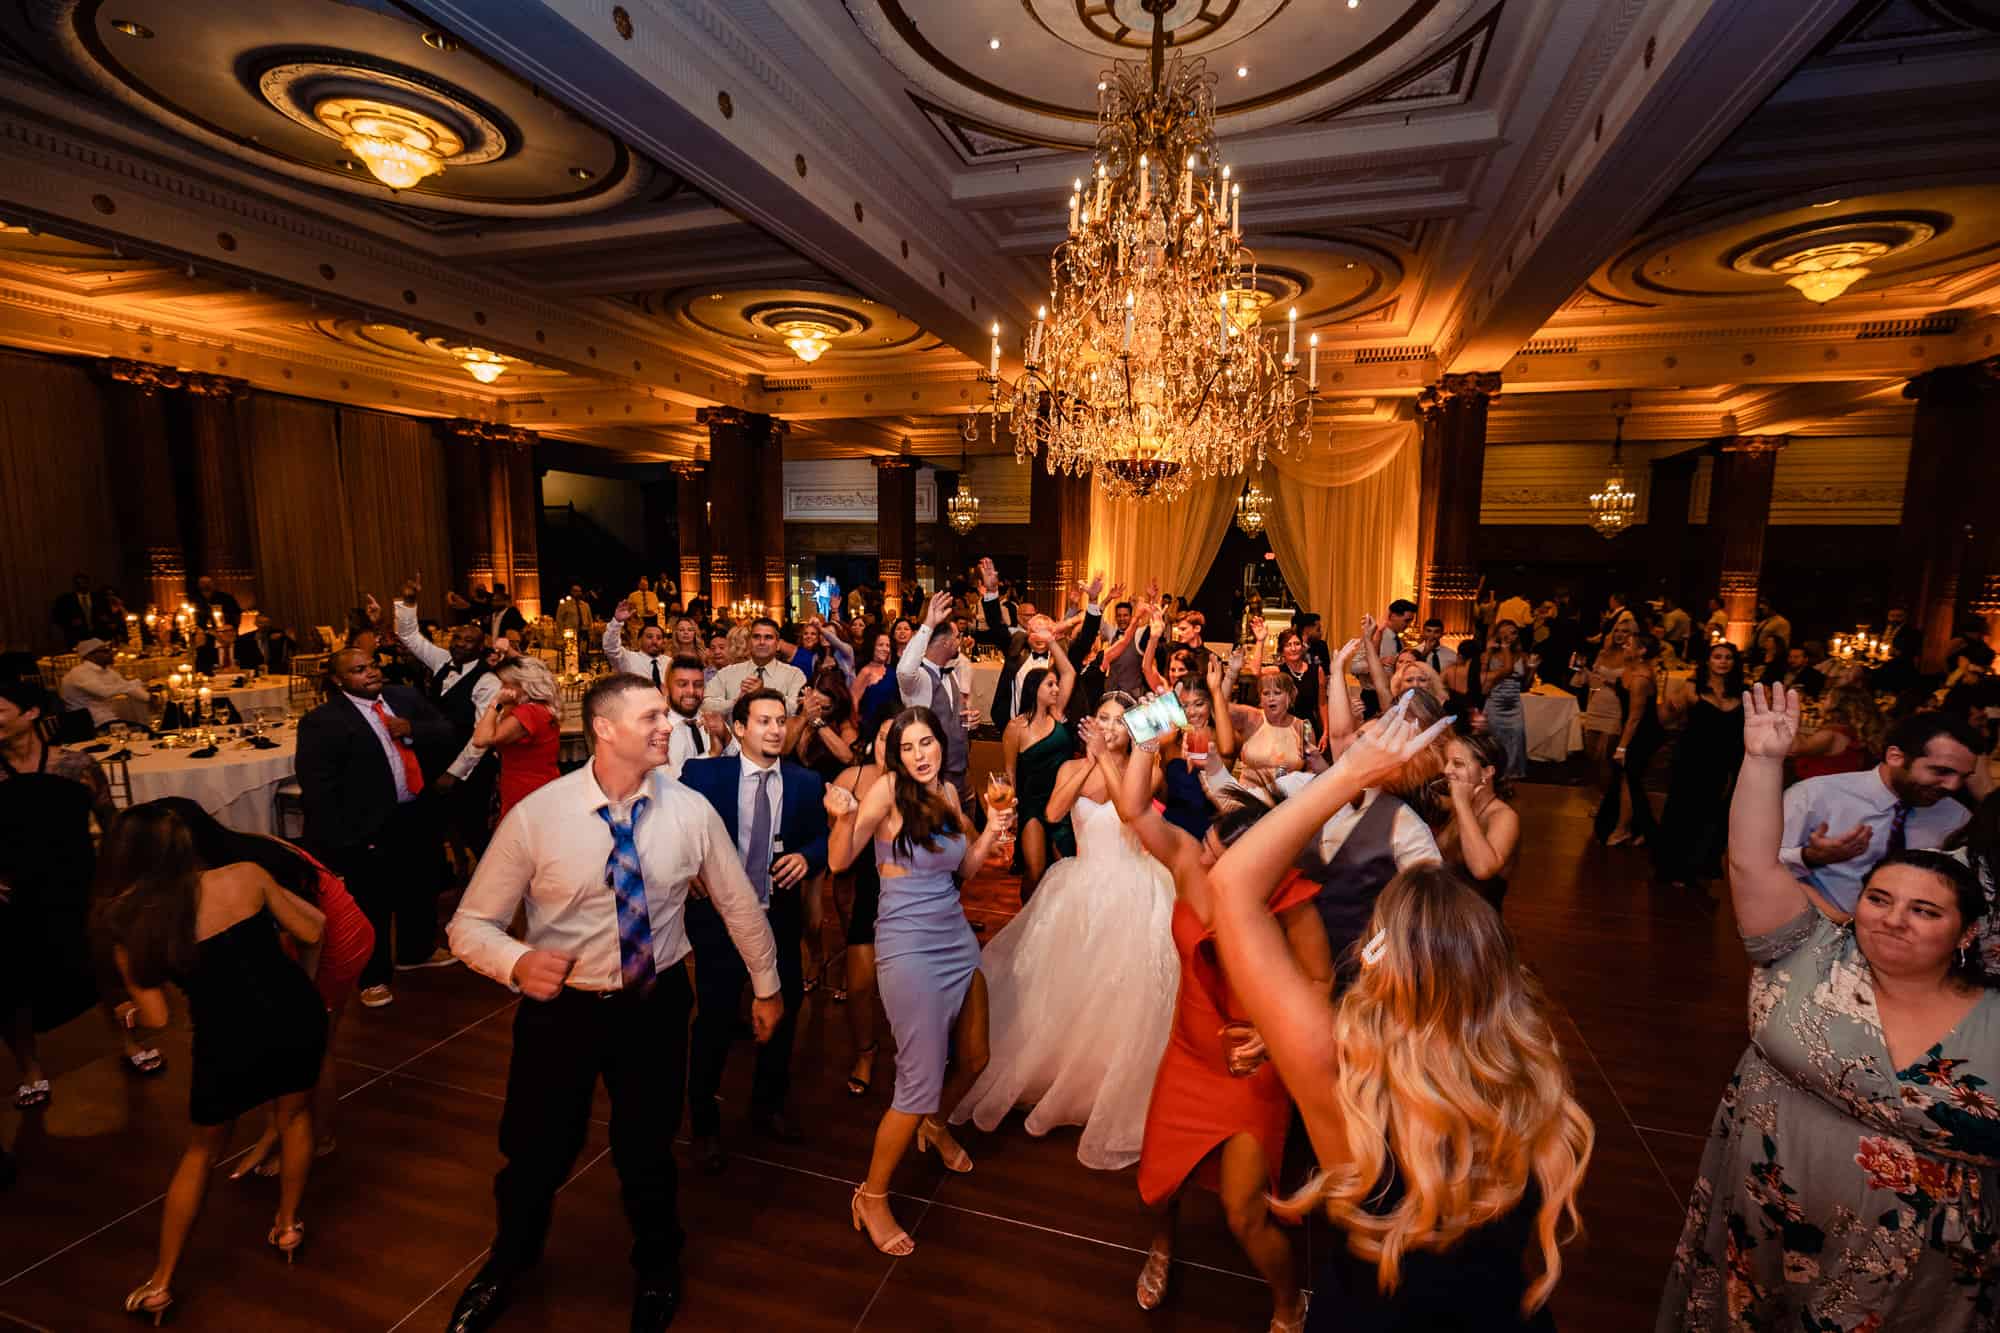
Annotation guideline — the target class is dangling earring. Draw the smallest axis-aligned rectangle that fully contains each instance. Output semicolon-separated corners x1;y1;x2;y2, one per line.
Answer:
1960;943;1970;969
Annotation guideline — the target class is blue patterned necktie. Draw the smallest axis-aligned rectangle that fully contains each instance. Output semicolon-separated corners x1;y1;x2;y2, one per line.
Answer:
1886;801;1912;857
597;797;655;994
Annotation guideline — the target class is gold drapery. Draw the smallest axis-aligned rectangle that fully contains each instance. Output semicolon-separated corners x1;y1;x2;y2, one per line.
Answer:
338;408;454;627
1262;428;1420;642
0;352;121;651
1085;473;1240;600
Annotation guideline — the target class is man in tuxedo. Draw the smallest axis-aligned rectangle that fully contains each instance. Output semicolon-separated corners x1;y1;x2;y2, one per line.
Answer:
234;614;293;674
679;690;827;1168
985;569;1103;728
486;585;529;643
296;647;457;1008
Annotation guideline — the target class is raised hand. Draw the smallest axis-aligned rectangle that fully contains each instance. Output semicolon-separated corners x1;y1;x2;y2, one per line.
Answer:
1084;571;1106;603
362;593;382;620
925;590;954;629
1204;652;1225;692
613;600;635;623
1741;683;1799;758
400;573;422;604
979;557;999;595
1360;612;1378;645
1079;716;1109;761
1331;692;1452;788
1333;636;1363;666
1249;614;1267;642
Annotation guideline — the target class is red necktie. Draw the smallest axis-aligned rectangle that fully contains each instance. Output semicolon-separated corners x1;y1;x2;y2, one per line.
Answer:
372;700;425;797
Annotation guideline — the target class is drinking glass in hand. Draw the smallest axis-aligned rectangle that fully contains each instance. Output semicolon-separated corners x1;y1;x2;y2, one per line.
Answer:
984;772;1015;868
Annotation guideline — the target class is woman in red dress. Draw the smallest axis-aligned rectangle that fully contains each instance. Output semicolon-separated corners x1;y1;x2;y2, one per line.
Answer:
150;799;373;1174
1104;723;1332;1333
472;654;564;822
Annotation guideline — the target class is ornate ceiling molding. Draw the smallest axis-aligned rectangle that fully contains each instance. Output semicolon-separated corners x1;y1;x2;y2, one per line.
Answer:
1301;1;1502;123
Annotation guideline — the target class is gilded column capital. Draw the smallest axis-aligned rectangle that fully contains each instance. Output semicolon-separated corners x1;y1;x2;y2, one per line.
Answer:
1438;370;1503;402
102;358;247;398
442;419;536;447
1717;435;1788;455
696;405;750;431
1904;357;2000;407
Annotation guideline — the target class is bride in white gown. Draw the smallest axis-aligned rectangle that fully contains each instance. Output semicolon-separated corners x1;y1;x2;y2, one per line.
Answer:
952;696;1180;1170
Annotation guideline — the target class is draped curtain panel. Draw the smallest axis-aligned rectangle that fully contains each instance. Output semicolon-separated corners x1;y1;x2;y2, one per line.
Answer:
1264;433;1420;643
1086;473;1239;601
245;395;351;640
1267;421;1416;488
338;409;453;625
0;352;121;652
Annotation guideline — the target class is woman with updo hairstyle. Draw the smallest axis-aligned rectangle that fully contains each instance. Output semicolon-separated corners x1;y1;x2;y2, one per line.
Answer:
1439;729;1521;911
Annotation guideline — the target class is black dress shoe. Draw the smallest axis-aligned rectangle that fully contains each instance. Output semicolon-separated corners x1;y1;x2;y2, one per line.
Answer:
447;1272;511;1333
691;1134;727;1174
630;1275;682;1332
750;1111;805;1145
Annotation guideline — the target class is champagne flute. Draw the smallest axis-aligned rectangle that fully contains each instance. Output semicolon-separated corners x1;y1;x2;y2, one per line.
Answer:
984;771;1016;868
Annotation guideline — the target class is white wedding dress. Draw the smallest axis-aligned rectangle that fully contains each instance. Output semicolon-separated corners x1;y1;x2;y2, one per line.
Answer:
950;794;1180;1170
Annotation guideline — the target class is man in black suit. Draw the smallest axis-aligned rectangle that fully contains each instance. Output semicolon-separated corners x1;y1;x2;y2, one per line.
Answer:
189;575;242;634
486;585;529;643
296;647;457;1008
984;566;1103;729
678;689;827;1168
235;613;293;674
49;574;97;645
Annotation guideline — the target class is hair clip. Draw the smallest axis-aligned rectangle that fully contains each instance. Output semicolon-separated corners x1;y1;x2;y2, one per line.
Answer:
1361;929;1388;969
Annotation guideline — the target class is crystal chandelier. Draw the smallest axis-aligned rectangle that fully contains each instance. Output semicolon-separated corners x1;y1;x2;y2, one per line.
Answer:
946;443;980;535
1234;474;1270;536
998;7;1316;502
1589;409;1637;538
453;347;511;385
774;319;837;364
315;100;458;190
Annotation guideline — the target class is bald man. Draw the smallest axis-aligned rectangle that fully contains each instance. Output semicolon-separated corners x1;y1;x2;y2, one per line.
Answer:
296;647;457;1007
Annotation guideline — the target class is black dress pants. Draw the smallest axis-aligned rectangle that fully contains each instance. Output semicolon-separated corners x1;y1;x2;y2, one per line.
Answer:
685;887;801;1138
491;964;692;1281
330;800;444;988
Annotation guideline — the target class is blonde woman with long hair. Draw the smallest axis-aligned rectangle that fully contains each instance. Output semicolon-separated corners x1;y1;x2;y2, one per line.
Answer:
1208;701;1594;1330
470;653;564;821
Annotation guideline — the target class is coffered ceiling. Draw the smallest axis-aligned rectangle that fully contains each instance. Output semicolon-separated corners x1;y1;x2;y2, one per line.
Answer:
0;0;1991;463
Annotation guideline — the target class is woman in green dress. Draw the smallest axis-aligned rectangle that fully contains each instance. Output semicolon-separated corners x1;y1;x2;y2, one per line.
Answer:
1003;637;1078;902
1658;683;1999;1331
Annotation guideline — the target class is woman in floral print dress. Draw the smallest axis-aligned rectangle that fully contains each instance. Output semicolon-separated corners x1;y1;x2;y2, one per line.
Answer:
1659;684;2000;1332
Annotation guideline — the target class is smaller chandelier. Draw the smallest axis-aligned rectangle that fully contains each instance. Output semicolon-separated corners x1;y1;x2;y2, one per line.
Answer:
774;319;838;364
1589;411;1637;538
1768;239;1889;305
947;445;981;534
453;347;511;385
316;100;461;190
1235;476;1270;536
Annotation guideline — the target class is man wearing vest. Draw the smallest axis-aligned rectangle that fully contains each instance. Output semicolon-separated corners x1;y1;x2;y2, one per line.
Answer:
378;579;506;871
897;589;976;807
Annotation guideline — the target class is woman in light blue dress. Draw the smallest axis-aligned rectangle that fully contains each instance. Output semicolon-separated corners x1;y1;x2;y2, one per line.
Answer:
826;705;1014;1258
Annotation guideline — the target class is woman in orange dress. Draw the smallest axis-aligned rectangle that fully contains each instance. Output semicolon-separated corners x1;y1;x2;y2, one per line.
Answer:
1104;719;1329;1333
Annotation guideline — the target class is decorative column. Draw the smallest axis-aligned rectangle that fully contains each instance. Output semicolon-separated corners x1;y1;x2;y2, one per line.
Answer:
1415;371;1499;635
699;407;753;610
755;417;790;616
183;393;259;608
441;420;538;614
502;443;543;619
672;457;710;607
1898;360;2000;668
876;457;919;618
1710;436;1786;649
99;362;190;614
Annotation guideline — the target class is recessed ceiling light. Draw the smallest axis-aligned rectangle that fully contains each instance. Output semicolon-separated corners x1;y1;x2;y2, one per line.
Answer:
569;166;593;181
420;30;459;52
109;18;153;38
989;37;1001;50
1346;261;1355;268
1236;66;1249;78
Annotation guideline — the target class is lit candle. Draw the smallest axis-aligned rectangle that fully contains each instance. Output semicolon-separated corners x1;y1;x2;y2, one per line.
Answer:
1180;155;1193;212
1231;183;1241;236
1068;185;1080;235
1218;292;1228;353
1137;154;1149;210
1095;163;1108;216
168;672;182;691
989;322;1001;377
1123;291;1134;353
1308;332;1319;389
1032;305;1046;363
1286;306;1297;360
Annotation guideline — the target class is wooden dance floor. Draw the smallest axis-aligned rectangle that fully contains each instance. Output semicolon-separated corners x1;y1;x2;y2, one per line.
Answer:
0;780;1749;1331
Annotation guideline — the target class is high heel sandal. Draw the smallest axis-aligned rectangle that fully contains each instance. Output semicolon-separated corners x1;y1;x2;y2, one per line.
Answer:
1268;1296;1308;1333
916;1118;973;1174
267;1219;306;1264
123;1281;174;1326
845;1044;879;1098
1135;1244;1171;1310
849;1187;914;1256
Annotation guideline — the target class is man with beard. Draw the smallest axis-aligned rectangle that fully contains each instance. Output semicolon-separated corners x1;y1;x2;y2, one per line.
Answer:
663;655;730;777
1779;711;1979;914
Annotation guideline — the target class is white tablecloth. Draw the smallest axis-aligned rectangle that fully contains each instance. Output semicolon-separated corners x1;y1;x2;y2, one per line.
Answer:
115;731;298;834
1523;690;1584;762
210;676;291;718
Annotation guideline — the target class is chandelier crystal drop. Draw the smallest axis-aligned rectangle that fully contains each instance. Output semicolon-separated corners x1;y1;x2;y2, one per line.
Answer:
1589;411;1637;538
1000;9;1316;502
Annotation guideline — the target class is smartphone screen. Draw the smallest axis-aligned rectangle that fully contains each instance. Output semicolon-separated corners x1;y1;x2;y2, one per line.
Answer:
1123;691;1190;744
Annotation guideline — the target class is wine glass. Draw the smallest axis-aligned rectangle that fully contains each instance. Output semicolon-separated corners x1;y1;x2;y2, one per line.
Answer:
984;772;1016;868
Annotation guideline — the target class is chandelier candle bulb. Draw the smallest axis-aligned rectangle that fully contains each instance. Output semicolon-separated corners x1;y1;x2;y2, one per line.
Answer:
1096;164;1108;216
1231;183;1241;237
1137;154;1149;210
1069;188;1080;234
1308;333;1319;389
1180;156;1194;212
989;323;1000;378
1286;307;1297;361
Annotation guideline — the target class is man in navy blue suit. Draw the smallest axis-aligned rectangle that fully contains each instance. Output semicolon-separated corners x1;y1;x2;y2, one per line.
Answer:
679;688;828;1170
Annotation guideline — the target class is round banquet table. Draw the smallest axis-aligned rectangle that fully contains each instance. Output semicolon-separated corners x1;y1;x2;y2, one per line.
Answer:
208;675;292;718
90;730;298;835
1522;688;1584;762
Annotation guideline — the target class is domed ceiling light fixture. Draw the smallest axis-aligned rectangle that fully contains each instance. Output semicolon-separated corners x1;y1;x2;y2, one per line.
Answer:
452;347;511;384
1770;242;1884;305
314;99;461;190
774;318;839;364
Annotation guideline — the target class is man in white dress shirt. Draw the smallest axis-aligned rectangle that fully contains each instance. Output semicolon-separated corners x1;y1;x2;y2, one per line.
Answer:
898;591;975;804
603;600;673;686
702;617;806;717
445;673;782;1333
663;655;730;777
1779;711;1977;914
58;639;150;730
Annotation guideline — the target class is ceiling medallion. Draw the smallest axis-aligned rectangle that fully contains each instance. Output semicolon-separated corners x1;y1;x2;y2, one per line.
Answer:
1728;214;1940;306
451;346;513;385
257;57;509;190
998;8;1316;502
1587;407;1636;539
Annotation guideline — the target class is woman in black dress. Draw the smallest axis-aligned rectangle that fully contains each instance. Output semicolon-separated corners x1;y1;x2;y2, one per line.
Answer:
1207;714;1595;1332
1653;641;1747;891
789;671;859;989
95;802;328;1325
